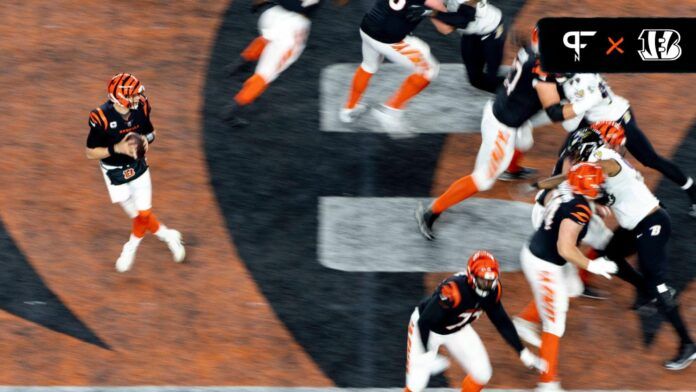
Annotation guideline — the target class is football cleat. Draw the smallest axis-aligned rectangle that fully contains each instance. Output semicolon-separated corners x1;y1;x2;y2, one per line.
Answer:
664;343;696;371
535;381;565;392
225;56;255;77
163;229;186;263
513;316;541;348
371;104;408;136
221;101;249;127
580;285;609;300
115;241;138;273
499;167;538;181
415;202;439;240
339;103;367;124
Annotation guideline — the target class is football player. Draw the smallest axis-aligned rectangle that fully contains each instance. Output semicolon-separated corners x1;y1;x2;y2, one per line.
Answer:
516;162;618;390
415;27;601;240
559;73;696;217
540;126;696;370
85;73;185;272
224;0;348;126
338;0;447;133
406;250;546;392
415;0;507;93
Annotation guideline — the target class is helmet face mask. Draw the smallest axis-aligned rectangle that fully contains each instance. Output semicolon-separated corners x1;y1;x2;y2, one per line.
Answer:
467;251;500;298
108;73;145;110
566;128;604;163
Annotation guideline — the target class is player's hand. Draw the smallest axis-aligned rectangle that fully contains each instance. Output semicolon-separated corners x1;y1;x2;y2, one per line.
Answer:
587;257;618;280
140;134;149;153
114;135;138;159
406;4;434;22
519;348;548;373
595;204;611;218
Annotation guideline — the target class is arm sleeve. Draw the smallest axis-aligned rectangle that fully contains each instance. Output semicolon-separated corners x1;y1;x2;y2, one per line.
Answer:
139;97;155;142
416;297;447;349
432;4;475;28
86;111;109;148
484;298;525;353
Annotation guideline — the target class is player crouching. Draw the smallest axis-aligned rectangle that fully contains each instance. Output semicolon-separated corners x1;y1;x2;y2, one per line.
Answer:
85;73;185;272
405;250;546;392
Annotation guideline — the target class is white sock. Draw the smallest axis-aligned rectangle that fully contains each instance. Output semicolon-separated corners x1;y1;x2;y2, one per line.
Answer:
154;224;170;241
128;234;143;246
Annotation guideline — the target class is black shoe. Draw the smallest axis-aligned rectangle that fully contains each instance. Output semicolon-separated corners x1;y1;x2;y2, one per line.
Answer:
415;202;439;241
664;343;696;370
499;167;538;181
631;290;658;315
581;286;608;300
225;56;255;77
221;102;249;127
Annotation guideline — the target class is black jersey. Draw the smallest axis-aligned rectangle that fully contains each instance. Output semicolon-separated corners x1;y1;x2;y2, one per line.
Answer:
277;0;323;17
416;273;524;352
86;98;154;167
360;0;426;43
492;47;549;128
529;187;592;266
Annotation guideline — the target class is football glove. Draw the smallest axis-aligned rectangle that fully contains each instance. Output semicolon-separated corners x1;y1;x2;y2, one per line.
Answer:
587;257;618;279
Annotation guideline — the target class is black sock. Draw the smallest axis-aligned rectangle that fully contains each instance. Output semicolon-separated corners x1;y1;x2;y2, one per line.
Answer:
662;305;694;346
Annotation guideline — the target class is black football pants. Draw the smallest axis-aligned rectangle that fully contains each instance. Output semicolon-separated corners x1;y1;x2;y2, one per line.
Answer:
459;23;506;94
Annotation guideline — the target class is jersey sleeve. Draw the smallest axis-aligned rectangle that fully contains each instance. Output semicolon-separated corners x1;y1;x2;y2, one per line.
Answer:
564;199;592;226
86;109;109;148
437;279;462;309
432;4;475;28
139;97;155;135
484;298;525;353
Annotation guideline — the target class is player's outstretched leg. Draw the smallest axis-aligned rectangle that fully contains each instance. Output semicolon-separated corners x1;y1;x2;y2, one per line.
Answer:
340;65;372;124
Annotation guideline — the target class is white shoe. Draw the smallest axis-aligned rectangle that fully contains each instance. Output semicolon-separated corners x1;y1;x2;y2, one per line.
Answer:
115;241;138;272
339;103;367;124
163;229;186;263
371;104;411;137
513;316;541;348
536;381;564;392
429;354;450;375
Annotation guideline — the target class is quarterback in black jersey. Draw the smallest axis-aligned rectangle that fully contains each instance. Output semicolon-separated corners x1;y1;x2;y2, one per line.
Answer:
339;0;445;133
405;251;546;392
515;163;617;391
85;73;185;272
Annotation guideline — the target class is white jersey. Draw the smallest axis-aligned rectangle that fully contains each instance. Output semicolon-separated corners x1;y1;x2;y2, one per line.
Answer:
588;147;660;230
562;73;631;125
446;0;502;36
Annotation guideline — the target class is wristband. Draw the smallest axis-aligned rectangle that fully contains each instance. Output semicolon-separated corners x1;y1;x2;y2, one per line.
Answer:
107;144;115;156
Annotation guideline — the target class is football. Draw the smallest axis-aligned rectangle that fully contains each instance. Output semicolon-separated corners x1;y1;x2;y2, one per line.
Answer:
126;133;146;159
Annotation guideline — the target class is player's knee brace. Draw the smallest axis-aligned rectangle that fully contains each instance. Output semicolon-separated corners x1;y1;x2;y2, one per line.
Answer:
515;122;534;152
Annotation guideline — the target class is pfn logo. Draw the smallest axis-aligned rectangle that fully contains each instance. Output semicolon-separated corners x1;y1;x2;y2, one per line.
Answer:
563;31;597;61
638;29;682;61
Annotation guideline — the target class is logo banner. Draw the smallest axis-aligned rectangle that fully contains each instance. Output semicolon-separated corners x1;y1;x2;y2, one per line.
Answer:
538;18;695;73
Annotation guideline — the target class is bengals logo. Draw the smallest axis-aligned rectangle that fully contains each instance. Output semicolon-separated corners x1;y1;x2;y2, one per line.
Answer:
123;168;136;179
638;29;682;61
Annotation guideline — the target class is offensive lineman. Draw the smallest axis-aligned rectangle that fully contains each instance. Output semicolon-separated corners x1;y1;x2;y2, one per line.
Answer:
86;73;185;272
338;0;446;133
406;250;546;392
415;28;601;240
559;73;696;217
542;127;696;370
